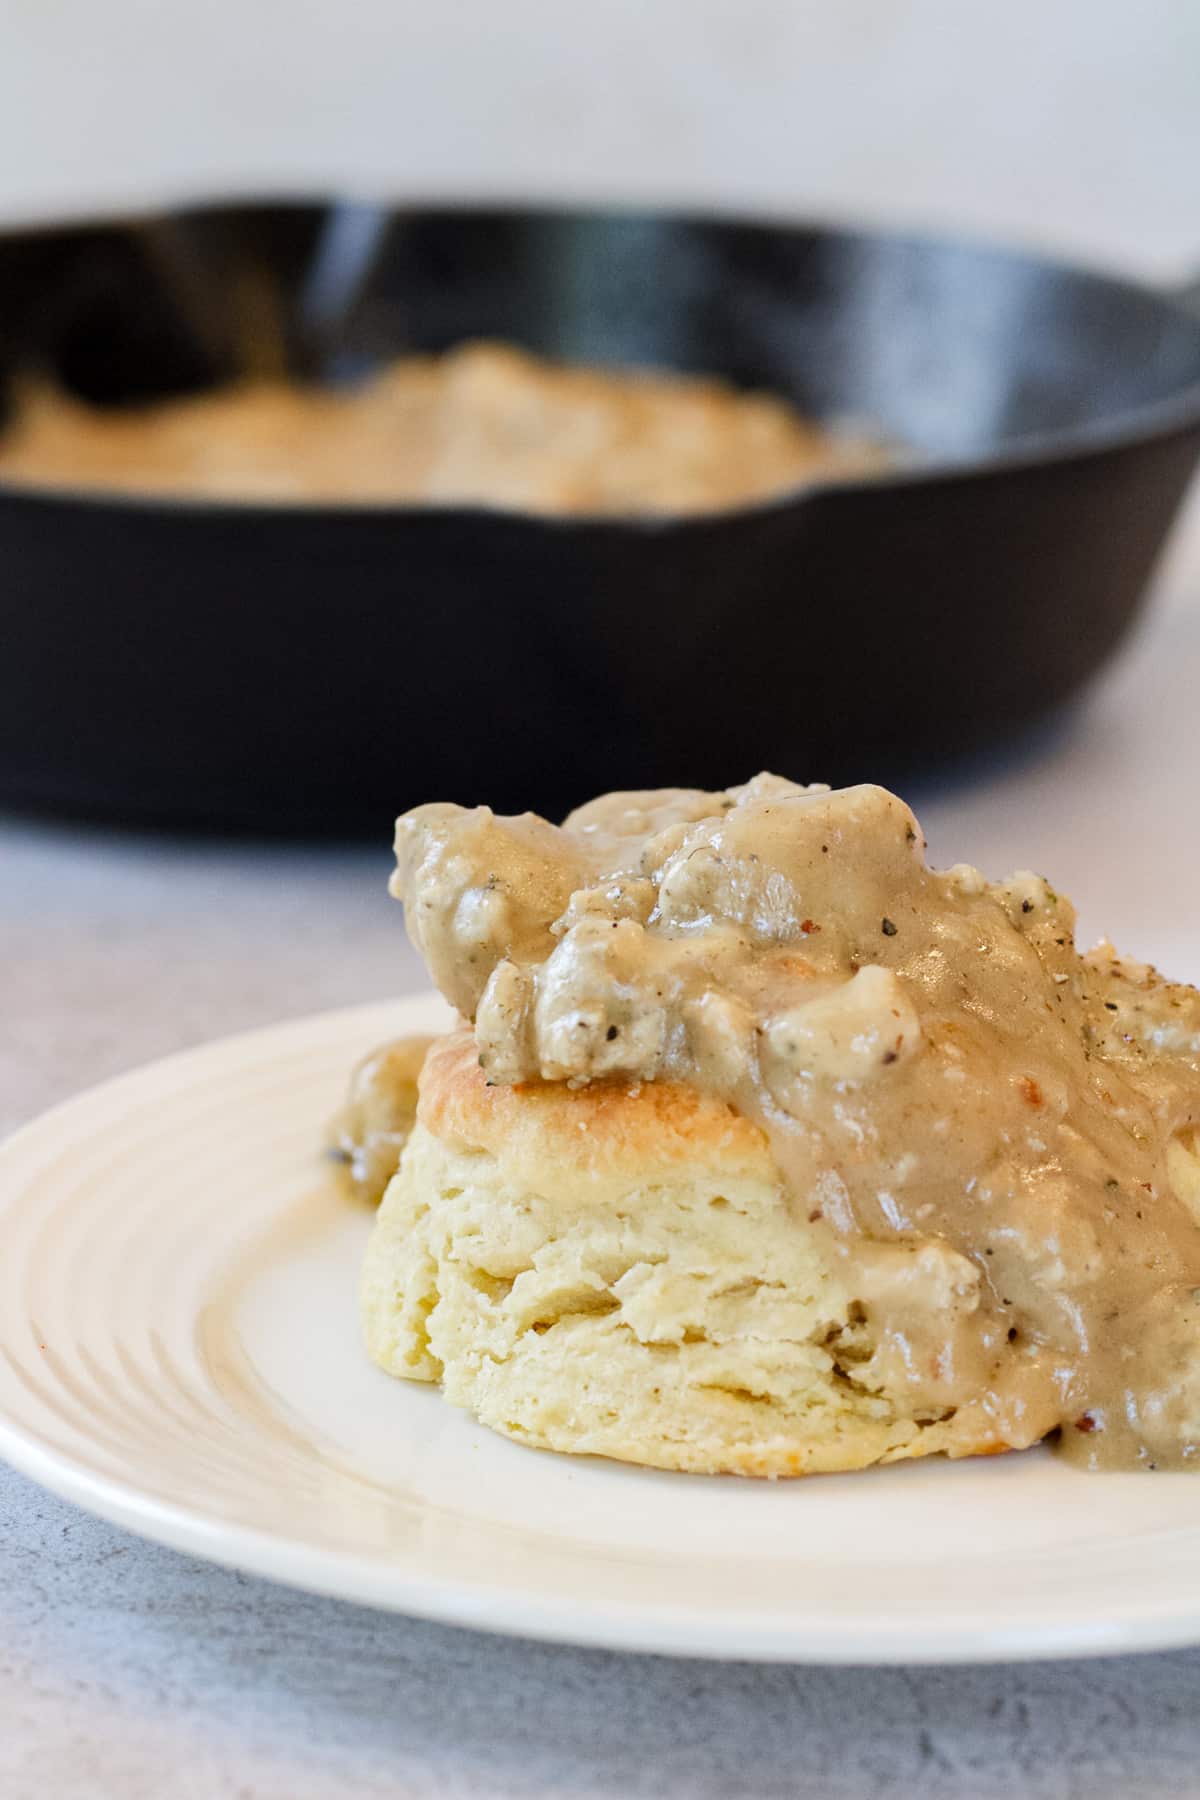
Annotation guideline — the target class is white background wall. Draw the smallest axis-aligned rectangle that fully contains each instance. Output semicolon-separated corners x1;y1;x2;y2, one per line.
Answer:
1;0;1196;280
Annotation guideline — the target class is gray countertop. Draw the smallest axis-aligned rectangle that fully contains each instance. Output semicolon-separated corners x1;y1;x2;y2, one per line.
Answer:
4;502;1200;1799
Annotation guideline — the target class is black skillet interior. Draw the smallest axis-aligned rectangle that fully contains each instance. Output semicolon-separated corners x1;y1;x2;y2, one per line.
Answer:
3;203;1200;446
1;202;1199;832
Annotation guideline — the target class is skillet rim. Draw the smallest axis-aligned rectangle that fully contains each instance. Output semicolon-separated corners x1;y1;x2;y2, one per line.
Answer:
0;196;1198;532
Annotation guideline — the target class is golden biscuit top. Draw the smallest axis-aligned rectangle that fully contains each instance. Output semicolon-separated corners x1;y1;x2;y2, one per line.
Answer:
417;1029;772;1189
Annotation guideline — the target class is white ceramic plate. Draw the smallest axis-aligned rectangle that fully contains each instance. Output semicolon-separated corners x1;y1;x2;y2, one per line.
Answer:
4;995;1200;1664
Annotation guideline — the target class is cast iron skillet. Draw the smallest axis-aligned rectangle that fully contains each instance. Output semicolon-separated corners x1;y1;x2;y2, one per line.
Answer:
1;200;1199;834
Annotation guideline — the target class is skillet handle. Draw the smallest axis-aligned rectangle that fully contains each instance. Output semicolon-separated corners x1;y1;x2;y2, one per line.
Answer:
1172;272;1200;319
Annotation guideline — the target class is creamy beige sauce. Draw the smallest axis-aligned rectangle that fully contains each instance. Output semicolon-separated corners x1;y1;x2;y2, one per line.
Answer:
327;1035;435;1204
0;343;891;514
387;773;1200;1470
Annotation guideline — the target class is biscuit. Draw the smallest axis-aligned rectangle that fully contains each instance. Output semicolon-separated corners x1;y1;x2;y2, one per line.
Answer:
360;1032;1024;1476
